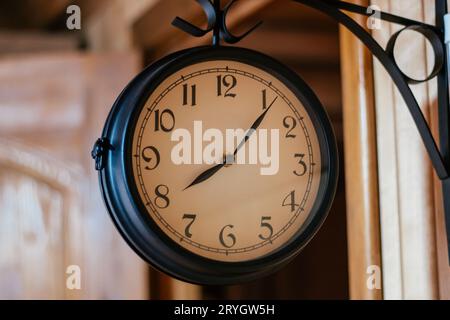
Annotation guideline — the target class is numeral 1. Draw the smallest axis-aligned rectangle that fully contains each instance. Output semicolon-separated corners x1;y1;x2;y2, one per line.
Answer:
262;89;278;110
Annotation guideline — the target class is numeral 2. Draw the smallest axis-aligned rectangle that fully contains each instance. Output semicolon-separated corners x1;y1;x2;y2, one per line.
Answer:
283;116;297;138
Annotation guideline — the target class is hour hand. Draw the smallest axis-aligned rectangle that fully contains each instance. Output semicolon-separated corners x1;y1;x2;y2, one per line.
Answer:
184;163;224;190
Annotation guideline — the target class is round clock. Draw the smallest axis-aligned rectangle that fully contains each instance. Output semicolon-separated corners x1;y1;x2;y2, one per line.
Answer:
94;46;338;285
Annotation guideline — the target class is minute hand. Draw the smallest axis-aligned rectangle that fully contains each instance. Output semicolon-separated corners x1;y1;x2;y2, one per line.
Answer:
234;99;276;157
184;101;276;191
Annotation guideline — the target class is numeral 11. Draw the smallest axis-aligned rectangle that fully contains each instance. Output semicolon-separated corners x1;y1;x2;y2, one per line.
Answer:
183;84;196;106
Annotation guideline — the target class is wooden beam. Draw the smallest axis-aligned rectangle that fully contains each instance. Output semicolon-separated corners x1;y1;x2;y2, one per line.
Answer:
372;0;441;300
239;28;340;64
294;67;342;120
340;0;382;300
84;0;159;52
28;0;73;28
0;32;78;55
133;0;200;52
135;0;276;58
0;0;71;29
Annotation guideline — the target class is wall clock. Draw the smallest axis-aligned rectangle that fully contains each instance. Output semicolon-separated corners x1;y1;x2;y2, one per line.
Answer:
92;46;338;285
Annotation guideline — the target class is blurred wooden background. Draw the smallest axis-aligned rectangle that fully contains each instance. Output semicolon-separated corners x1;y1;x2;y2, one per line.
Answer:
0;0;348;299
3;0;448;300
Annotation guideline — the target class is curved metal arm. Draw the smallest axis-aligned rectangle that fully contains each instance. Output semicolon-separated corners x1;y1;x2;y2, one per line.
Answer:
168;0;450;263
294;0;450;263
294;0;449;180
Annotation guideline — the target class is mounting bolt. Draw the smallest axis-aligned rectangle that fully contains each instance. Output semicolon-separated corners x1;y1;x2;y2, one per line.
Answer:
91;138;111;171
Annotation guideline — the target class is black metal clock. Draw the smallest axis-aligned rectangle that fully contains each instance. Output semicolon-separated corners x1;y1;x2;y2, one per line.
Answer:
92;0;339;285
91;0;450;281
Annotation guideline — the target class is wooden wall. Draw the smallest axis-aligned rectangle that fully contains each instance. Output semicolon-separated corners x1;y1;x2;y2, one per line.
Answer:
371;0;450;299
339;0;382;300
0;51;148;299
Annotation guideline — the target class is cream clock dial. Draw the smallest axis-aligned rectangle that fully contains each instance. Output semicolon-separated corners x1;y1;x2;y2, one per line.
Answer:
132;60;322;262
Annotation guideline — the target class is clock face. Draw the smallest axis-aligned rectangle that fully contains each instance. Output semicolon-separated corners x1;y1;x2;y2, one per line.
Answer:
131;59;323;262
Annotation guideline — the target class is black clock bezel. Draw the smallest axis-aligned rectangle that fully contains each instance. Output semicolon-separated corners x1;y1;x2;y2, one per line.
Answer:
98;46;338;285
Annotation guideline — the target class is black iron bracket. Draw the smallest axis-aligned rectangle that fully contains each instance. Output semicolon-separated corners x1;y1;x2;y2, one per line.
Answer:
294;0;450;263
172;0;450;262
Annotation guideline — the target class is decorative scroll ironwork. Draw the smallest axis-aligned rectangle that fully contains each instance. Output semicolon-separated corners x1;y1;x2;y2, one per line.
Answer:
294;0;450;263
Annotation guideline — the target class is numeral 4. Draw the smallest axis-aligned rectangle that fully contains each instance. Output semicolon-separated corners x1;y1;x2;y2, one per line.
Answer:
282;190;300;213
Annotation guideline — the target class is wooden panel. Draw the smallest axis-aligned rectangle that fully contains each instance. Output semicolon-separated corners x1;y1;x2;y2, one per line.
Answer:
0;140;82;299
0;32;78;56
0;0;71;29
238;28;340;64
339;0;382;300
85;0;159;52
371;0;440;299
82;52;148;299
0;52;147;299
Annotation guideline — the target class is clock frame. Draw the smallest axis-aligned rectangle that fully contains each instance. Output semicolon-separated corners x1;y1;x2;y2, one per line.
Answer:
96;46;338;285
